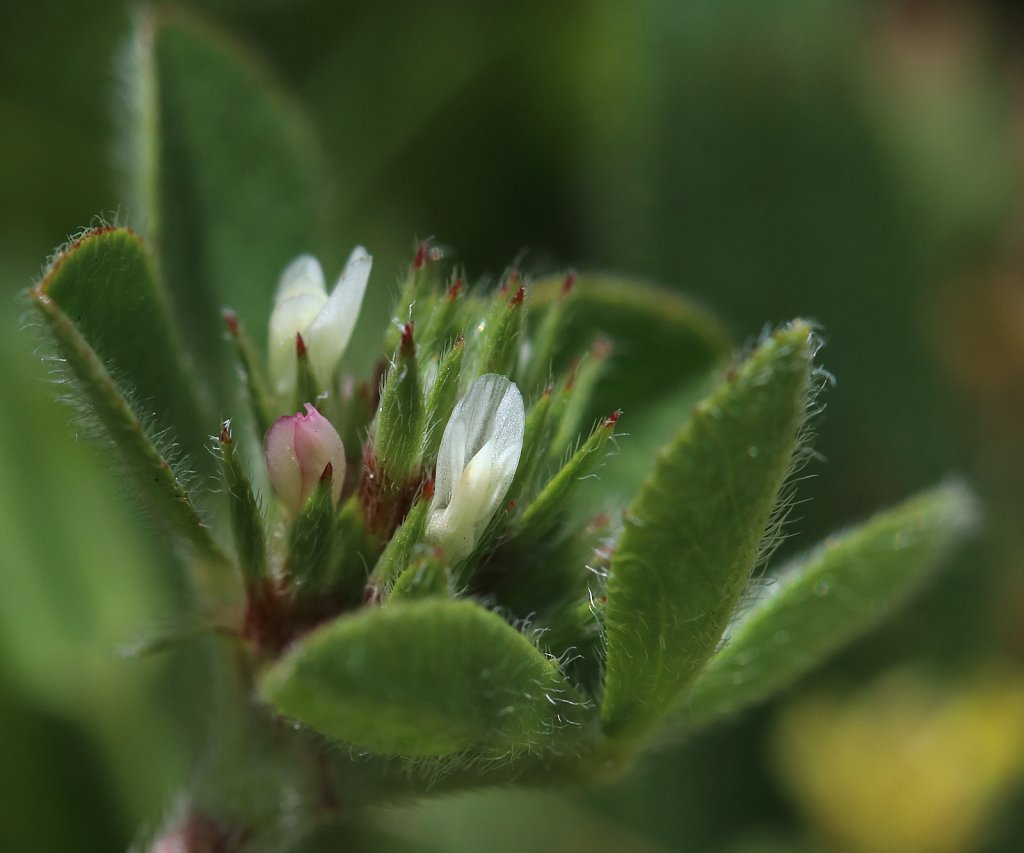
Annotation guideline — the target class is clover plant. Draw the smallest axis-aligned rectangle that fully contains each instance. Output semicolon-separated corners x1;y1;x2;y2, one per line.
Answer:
25;9;977;852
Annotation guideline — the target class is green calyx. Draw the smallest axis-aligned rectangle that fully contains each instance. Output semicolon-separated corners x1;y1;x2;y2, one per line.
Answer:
373;322;425;487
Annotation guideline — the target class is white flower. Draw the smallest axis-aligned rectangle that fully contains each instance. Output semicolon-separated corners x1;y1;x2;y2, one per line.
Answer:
268;247;372;396
425;374;525;561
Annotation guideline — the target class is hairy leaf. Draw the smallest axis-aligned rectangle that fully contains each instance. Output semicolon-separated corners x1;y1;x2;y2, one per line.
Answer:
601;323;814;743
684;482;979;726
261;599;587;757
32;227;209;463
30;232;226;561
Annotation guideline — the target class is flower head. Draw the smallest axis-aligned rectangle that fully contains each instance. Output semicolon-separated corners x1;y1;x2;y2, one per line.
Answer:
265;404;346;517
425;374;525;561
268;247;372;395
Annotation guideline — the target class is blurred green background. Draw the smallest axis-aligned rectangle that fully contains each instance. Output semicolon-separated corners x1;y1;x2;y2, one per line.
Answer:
3;1;1024;850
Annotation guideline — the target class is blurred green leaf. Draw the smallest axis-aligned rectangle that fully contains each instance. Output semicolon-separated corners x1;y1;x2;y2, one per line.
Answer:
261;599;586;757
130;8;330;391
0;678;126;851
0;309;201;822
371;787;674;853
30;230;226;562
684;482;979;726
529;274;732;420
601;323;814;743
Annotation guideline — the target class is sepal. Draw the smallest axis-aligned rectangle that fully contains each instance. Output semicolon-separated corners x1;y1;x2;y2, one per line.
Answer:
373;322;424;486
218;421;267;586
390;546;449;600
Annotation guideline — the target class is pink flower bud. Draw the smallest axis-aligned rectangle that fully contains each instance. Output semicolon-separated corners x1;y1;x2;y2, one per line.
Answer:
264;404;345;517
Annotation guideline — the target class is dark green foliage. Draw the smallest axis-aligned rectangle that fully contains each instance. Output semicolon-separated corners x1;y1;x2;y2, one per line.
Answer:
131;9;328;394
529;274;732;426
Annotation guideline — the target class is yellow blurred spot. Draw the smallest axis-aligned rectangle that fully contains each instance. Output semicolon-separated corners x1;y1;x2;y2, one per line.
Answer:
773;669;1024;853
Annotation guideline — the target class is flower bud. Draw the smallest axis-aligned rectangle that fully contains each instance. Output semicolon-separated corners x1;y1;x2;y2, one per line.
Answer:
425;374;525;561
268;247;372;395
265;404;345;517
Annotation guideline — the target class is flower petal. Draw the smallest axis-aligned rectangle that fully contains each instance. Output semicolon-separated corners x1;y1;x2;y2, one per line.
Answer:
269;255;328;394
427;374;524;560
293;404;346;507
276;254;326;301
264;414;303;516
305;246;373;384
265;404;346;516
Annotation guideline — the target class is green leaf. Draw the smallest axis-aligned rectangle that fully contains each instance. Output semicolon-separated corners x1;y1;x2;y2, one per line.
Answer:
600;322;815;743
684;482;979;726
529;273;732;421
261;599;587;758
32;227;209;463
30;235;226;563
129;8;329;392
